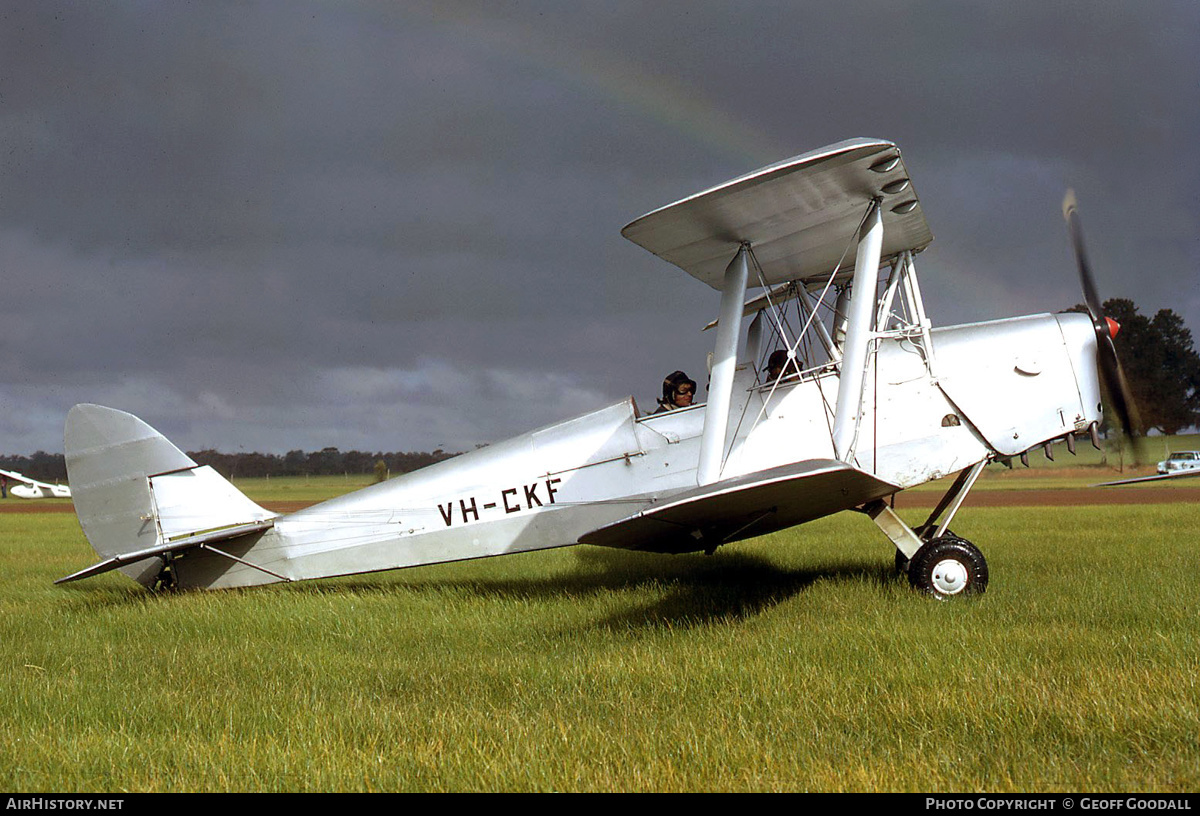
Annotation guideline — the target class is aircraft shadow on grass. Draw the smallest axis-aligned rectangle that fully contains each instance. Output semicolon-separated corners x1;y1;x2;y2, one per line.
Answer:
311;548;896;630
59;549;897;641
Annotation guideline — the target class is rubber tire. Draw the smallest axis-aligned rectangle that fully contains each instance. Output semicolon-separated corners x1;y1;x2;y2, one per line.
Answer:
915;524;955;541
907;535;988;598
897;527;956;575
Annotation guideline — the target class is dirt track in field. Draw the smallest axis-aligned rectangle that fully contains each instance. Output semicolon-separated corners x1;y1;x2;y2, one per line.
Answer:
893;486;1200;508
4;487;1198;514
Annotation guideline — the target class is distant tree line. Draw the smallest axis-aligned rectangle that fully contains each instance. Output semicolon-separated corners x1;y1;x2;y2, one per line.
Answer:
0;447;460;484
0;451;68;483
1069;298;1200;435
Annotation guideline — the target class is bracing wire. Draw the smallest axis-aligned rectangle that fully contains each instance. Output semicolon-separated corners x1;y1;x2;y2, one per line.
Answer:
747;201;878;431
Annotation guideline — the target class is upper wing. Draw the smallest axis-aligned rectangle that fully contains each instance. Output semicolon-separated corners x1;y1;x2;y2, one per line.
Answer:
621;138;932;290
578;459;899;554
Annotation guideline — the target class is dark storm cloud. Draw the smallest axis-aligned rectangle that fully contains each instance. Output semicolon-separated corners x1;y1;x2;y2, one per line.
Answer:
0;1;1196;454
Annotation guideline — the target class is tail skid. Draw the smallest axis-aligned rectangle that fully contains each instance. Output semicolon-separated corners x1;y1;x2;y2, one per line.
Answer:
61;404;277;588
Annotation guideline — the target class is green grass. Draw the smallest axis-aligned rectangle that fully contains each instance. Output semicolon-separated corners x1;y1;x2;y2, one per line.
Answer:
230;473;376;503
2;495;1197;792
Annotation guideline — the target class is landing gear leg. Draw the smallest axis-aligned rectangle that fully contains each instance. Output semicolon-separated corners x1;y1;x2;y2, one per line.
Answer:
865;460;990;596
914;460;986;542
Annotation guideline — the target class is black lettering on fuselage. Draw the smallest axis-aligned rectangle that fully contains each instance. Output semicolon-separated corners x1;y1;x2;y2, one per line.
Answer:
460;497;479;523
438;477;563;527
502;488;521;514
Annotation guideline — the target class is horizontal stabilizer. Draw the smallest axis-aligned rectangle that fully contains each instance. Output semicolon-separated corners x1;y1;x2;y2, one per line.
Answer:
579;460;898;553
55;519;276;584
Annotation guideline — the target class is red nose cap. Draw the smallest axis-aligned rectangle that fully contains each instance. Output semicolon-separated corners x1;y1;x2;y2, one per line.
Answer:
1105;317;1120;339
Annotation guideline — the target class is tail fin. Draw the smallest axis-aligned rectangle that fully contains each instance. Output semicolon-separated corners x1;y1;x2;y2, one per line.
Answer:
60;404;276;588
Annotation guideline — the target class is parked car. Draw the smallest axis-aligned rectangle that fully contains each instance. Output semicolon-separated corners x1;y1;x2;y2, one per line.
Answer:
1156;451;1200;475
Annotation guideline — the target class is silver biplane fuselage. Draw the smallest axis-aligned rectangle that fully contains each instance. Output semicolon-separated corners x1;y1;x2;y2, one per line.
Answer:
59;140;1104;594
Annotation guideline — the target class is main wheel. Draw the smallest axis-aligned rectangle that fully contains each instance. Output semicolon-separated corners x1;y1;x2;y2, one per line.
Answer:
897;526;957;575
907;536;988;598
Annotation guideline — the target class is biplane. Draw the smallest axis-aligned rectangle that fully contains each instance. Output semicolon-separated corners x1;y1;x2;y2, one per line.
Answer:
57;138;1135;597
0;468;72;499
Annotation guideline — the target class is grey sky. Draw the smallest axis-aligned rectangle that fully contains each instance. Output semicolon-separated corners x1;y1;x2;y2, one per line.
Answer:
1;1;1196;454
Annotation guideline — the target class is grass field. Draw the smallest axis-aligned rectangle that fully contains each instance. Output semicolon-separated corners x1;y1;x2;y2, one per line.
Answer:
1;471;1196;793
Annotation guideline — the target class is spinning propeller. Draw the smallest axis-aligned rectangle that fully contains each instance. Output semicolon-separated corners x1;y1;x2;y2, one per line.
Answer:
1062;190;1143;455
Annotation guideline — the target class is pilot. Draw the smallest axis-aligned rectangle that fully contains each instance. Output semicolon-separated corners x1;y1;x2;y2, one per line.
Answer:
764;349;800;382
654;370;697;413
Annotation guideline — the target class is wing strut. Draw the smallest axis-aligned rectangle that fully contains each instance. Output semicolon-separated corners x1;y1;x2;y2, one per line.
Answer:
832;199;884;463
697;243;751;485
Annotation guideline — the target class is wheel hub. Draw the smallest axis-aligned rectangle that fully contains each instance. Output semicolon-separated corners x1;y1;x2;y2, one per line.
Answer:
930;558;969;595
